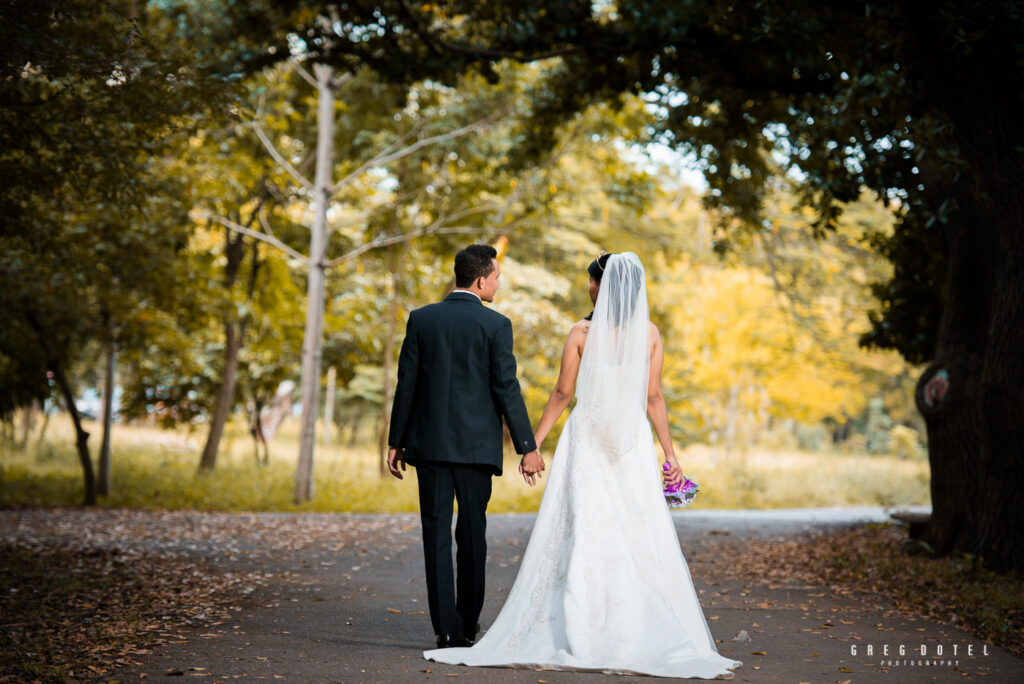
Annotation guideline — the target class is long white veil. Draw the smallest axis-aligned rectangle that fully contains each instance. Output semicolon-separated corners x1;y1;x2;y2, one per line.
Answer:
574;252;650;456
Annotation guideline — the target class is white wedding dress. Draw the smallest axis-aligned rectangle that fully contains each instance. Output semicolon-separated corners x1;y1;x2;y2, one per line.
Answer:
424;254;742;679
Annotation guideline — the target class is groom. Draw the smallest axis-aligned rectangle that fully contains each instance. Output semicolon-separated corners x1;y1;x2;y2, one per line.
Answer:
387;244;544;648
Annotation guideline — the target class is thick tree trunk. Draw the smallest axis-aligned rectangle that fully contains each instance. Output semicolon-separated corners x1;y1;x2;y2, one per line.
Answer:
97;308;116;496
904;1;1024;571
294;62;335;503
25;309;96;505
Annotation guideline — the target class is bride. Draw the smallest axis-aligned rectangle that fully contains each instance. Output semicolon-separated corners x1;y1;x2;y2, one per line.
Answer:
424;252;742;679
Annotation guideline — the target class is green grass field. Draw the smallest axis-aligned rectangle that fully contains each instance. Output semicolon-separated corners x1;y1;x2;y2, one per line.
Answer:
0;417;931;513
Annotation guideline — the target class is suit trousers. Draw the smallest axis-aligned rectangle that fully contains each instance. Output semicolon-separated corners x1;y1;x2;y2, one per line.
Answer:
415;461;493;638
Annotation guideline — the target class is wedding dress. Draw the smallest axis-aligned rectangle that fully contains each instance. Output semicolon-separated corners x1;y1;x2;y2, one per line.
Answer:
424;253;742;679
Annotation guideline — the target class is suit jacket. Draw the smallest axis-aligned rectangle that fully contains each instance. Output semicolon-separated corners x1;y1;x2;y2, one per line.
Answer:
388;291;537;475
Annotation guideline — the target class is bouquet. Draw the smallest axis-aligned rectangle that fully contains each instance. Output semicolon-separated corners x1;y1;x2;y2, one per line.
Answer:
662;462;699;509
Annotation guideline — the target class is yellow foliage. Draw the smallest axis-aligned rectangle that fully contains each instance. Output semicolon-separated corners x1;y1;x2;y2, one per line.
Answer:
650;250;913;443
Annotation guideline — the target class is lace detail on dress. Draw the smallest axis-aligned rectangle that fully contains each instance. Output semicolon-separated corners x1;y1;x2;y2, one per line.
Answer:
503;414;577;651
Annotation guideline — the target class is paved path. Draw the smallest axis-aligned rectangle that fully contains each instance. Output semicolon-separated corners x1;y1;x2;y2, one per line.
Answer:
79;506;1017;683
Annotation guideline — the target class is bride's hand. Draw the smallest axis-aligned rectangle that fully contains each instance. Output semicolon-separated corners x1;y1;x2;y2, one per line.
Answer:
663;456;683;487
520;449;545;487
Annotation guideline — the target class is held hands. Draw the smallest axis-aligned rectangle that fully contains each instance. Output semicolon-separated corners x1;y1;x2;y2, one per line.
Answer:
386;447;406;480
662;454;683;488
519;449;545;487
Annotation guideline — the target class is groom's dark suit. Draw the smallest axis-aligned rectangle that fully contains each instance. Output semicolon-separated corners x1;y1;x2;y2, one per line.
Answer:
389;291;536;640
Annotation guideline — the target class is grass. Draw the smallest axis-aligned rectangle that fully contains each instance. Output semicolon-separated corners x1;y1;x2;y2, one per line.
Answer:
0;416;931;513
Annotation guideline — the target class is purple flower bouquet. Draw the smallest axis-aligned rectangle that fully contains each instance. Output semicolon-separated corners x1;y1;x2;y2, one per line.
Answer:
662;462;699;509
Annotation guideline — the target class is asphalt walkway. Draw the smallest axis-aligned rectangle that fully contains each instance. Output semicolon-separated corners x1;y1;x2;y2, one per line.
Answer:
70;507;1024;682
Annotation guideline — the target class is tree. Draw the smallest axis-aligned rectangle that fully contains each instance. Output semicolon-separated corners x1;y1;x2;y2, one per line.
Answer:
0;0;227;503
646;190;917;453
215;0;1024;569
206;59;541;501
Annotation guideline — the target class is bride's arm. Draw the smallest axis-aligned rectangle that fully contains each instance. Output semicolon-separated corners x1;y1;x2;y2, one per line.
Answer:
533;323;585;447
647;324;683;486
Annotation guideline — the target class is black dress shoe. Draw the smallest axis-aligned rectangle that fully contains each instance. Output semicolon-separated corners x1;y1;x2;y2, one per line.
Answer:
436;633;474;648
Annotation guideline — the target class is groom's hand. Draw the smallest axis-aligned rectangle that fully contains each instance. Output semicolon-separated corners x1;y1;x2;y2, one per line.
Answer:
519;449;545;487
387;447;406;479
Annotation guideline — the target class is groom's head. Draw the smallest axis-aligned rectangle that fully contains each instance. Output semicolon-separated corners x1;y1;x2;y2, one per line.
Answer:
454;244;500;302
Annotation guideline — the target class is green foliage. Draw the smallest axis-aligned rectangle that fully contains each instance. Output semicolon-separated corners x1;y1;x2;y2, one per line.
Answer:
0;0;234;421
0;2;940;502
213;1;1024;366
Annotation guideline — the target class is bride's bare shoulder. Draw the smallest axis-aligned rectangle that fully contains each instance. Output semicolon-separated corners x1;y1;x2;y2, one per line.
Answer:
649;321;663;348
565;319;590;348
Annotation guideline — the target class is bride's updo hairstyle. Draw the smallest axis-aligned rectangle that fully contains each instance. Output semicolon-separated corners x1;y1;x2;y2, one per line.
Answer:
587;252;614;283
603;254;645;327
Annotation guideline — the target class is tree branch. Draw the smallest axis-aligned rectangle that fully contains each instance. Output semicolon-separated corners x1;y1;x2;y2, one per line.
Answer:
323;201;518;270
251;121;313;191
331;113;499;194
196;210;308;264
324;226;491;269
288;57;319;89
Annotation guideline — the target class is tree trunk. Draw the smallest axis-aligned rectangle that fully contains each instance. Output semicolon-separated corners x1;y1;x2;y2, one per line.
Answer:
260;380;294;445
904;1;1024;571
347;409;363;447
323;365;337;446
36;403;50;446
199;318;244;470
97;307;116;496
16;401;36;450
199;227;249;471
24;309;96;505
199;219;265;472
294;62;335;503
